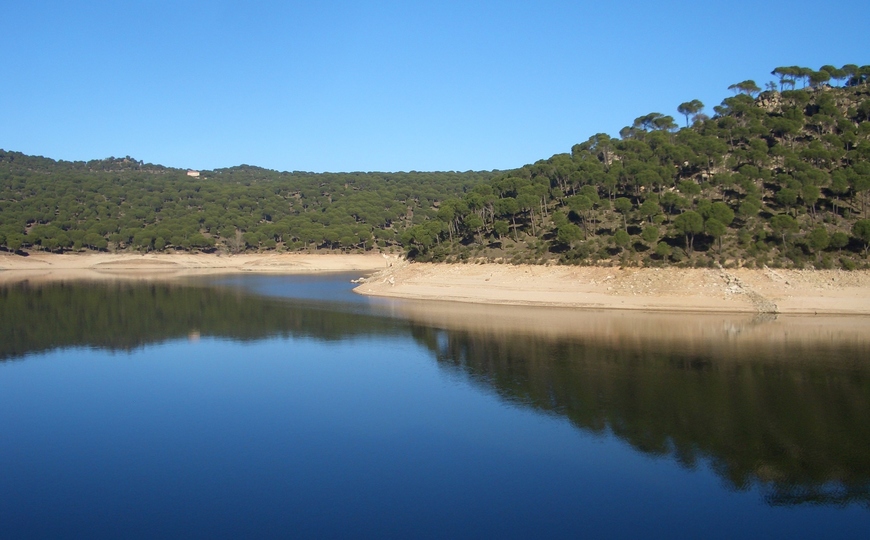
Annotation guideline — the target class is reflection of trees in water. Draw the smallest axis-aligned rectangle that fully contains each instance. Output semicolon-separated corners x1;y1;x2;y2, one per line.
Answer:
5;281;870;508
0;282;404;360
409;325;870;508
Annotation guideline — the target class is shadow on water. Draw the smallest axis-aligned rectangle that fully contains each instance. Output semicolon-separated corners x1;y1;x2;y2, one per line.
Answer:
2;276;869;508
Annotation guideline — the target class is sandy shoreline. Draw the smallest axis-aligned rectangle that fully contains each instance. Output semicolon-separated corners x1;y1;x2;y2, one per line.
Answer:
355;260;870;316
0;252;394;284
3;252;869;316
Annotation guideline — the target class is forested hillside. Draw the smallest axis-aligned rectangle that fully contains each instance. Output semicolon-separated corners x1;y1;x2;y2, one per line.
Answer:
0;153;491;253
404;64;870;269
2;63;870;269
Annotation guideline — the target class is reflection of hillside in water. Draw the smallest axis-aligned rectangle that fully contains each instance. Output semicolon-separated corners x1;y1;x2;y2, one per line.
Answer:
3;280;870;508
408;314;870;508
0;281;405;360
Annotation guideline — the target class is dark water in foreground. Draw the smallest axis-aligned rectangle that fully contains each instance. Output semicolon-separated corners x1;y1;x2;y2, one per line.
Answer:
1;274;869;539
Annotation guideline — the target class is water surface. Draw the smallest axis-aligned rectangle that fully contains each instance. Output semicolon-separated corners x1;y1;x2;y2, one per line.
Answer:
1;274;868;538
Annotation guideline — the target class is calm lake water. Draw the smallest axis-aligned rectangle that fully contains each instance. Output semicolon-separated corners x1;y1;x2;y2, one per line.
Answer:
1;273;869;539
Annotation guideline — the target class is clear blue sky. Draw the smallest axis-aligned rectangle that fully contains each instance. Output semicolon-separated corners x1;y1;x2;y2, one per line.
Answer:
2;0;867;173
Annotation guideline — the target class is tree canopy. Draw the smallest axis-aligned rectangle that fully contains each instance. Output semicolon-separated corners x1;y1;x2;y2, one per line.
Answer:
0;152;493;254
3;63;870;270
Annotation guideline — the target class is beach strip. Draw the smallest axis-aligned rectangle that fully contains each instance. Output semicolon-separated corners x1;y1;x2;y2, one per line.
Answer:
0;252;393;284
354;261;870;316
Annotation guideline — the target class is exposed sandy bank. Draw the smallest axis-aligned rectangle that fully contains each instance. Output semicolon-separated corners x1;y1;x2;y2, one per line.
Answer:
0;252;394;284
355;261;870;315
4;253;869;316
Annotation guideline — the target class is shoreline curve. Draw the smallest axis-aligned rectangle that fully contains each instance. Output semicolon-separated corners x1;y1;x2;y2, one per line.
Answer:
353;260;870;316
3;252;869;316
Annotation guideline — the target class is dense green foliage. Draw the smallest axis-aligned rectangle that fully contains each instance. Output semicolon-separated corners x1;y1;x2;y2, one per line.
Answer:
3;63;870;268
404;64;870;269
0;153;492;253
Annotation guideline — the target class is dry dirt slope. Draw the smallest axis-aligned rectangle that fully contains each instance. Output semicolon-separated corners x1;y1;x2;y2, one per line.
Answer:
355;262;870;315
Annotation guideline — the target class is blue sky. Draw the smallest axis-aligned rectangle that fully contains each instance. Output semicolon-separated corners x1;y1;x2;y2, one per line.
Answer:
2;1;867;172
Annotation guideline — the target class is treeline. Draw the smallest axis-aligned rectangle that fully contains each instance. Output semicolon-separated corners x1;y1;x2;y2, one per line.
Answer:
3;63;870;269
0;152;493;253
403;64;870;269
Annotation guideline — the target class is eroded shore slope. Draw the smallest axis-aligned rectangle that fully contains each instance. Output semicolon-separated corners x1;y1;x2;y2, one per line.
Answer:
355;261;870;315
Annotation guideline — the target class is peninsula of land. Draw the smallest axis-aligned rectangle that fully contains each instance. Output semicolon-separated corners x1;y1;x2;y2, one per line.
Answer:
354;260;870;315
